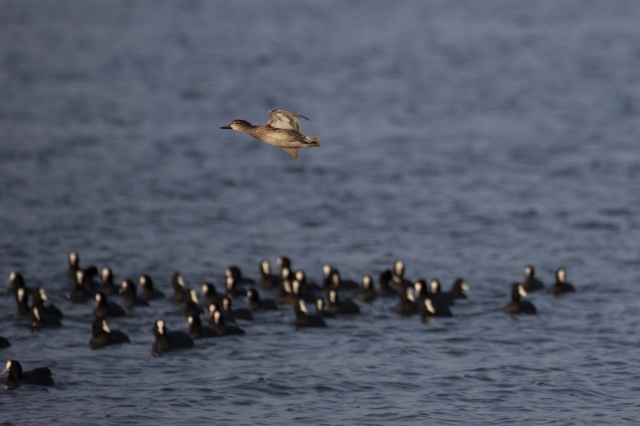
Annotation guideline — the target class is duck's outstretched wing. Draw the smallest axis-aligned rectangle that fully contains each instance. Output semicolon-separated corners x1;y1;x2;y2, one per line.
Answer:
268;109;310;131
282;148;299;159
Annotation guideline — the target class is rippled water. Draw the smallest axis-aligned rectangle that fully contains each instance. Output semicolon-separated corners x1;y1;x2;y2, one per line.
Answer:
2;0;640;424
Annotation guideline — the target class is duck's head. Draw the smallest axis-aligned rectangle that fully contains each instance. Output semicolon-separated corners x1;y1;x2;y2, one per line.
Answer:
221;120;251;131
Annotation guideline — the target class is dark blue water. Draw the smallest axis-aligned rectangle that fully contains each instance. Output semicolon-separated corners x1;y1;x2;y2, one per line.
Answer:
2;1;640;424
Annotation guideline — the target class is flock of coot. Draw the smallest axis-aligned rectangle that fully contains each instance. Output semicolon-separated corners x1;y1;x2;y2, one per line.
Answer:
2;251;575;389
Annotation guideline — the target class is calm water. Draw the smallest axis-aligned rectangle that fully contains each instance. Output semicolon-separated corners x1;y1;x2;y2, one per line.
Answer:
1;0;640;424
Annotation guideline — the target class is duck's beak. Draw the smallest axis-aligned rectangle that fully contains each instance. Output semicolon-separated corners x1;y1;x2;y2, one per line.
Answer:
220;125;232;129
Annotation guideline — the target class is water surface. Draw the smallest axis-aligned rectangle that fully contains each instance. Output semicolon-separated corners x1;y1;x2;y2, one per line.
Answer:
1;1;640;424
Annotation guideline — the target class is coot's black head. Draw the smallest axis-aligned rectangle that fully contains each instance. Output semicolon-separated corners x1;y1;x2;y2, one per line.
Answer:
260;260;271;275
100;267;112;283
295;270;306;283
281;267;293;282
452;278;469;293
120;279;136;296
16;288;29;314
362;275;373;290
139;274;154;290
226;266;242;282
92;318;110;335
68;251;79;268
202;283;217;298
212;310;224;325
95;291;108;306
291;279;302;296
30;306;42;325
328;289;338;304
208;303;220;318
225;275;236;293
187;314;201;329
34;287;48;304
330;271;341;288
277;256;291;267
246;289;260;303
172;272;185;289
75;270;86;286
401;285;416;302
7;271;26;294
8;271;24;284
430;279;442;294
3;360;23;380
423;298;436;315
393;260;405;276
511;283;527;300
322;264;333;279
280;278;292;296
187;288;198;303
294;298;308;316
413;280;427;297
154;319;167;336
524;265;535;278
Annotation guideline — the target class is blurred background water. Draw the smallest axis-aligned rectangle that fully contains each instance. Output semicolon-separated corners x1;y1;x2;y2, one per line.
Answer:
1;0;640;424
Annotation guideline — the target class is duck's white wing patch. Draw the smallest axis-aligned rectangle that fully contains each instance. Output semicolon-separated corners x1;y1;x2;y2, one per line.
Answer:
268;109;309;131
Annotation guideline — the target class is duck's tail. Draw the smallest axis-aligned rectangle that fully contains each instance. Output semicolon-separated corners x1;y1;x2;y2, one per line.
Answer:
303;136;321;147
